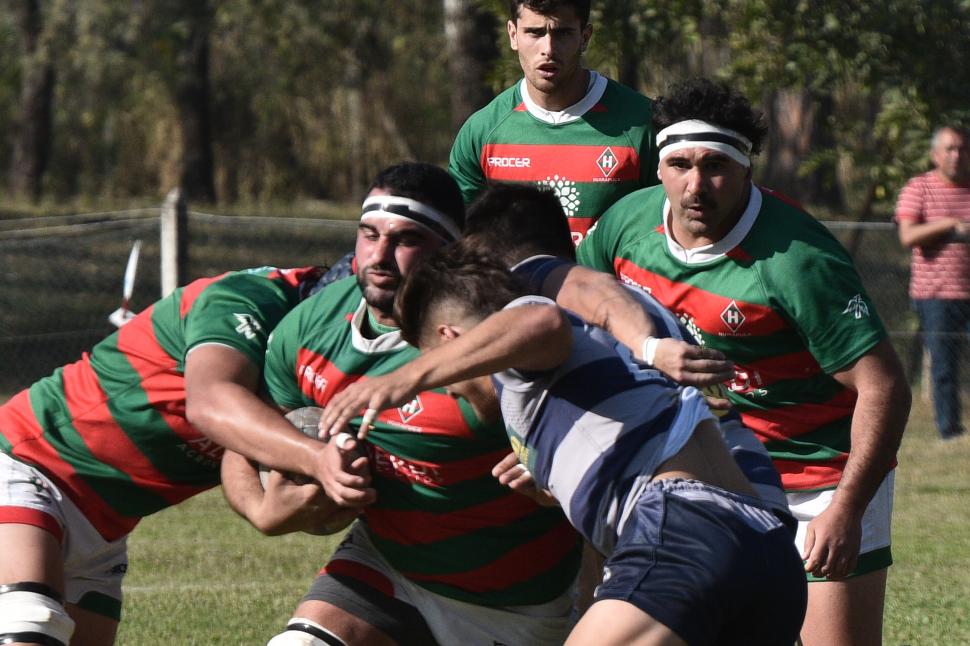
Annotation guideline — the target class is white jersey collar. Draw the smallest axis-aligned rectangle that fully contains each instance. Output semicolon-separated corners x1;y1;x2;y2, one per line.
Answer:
662;183;762;264
518;71;606;125
350;297;409;354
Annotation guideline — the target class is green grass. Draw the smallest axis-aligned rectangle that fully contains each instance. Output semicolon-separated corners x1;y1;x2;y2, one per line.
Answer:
114;395;968;644
117;496;345;644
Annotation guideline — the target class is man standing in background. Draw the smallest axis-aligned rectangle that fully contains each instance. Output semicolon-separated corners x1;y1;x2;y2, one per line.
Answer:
895;126;970;440
449;0;658;245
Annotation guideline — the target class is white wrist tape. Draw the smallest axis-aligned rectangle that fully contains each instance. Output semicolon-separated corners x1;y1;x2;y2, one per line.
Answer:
641;336;660;366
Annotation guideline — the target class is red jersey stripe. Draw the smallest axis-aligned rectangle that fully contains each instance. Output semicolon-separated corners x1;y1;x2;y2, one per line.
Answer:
741;388;857;443
365;491;542;546
320;559;395;598
614;259;789;336
400;520;578;592
772;459;844;490
59;361;194;507
479;143;640;183
2;391;138;539
178;275;224;318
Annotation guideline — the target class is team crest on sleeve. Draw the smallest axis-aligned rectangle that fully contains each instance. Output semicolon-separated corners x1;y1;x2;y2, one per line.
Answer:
233;313;264;339
841;294;870;319
720;300;746;333
398;396;424;424
539;175;581;217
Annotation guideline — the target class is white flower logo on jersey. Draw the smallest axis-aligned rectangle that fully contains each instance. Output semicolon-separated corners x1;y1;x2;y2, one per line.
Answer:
841;294;870;319
398;396;424;424
233;313;263;339
678;313;705;346
539;175;581;217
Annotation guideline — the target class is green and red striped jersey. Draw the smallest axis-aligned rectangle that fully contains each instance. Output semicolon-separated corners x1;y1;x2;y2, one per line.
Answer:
578;185;887;492
263;277;581;607
0;266;322;541
449;72;658;245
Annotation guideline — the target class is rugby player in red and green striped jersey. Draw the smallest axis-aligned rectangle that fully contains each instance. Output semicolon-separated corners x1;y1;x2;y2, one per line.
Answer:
221;162;580;646
578;78;911;646
0;263;333;645
448;0;658;246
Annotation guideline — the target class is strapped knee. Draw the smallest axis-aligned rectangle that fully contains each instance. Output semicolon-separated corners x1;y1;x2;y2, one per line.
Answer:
0;582;75;646
266;617;348;646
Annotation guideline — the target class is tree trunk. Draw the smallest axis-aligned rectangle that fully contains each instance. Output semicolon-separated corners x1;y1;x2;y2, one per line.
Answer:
443;0;499;132
761;89;842;208
173;1;216;203
10;0;55;201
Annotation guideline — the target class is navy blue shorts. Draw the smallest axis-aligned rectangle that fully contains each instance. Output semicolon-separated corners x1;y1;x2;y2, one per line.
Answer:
595;479;807;645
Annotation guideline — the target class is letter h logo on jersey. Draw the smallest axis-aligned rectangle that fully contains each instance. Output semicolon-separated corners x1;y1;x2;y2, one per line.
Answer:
596;147;619;178
398;396;424;424
720;300;746;333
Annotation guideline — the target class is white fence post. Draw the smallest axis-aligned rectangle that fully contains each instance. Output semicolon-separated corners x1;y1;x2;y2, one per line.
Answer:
160;188;188;296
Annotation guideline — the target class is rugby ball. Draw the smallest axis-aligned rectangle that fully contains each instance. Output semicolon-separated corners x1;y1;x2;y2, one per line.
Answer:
258;406;324;488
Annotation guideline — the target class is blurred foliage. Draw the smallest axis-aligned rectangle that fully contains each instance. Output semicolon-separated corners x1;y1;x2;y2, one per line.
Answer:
2;0;969;211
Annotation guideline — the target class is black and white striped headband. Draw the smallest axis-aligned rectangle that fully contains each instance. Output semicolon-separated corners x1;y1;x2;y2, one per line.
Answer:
361;195;461;243
656;119;753;167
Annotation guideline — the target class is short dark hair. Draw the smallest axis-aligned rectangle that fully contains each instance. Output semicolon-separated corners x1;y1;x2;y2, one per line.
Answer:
509;0;591;26
368;162;466;232
395;245;527;346
464;183;576;266
653;78;768;155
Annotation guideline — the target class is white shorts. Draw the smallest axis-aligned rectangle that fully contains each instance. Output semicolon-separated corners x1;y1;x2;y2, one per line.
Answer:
788;469;894;579
0;451;128;618
305;521;576;645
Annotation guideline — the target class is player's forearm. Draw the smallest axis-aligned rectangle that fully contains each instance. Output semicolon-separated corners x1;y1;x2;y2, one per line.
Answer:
830;346;911;514
555;265;657;352
189;382;322;477
220;449;265;521
404;305;572;392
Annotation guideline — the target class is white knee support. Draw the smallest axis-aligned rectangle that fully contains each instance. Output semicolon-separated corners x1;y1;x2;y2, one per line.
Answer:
0;582;76;646
266;617;348;646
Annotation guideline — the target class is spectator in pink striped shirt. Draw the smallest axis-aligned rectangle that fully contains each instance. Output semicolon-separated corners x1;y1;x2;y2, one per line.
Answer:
895;126;970;439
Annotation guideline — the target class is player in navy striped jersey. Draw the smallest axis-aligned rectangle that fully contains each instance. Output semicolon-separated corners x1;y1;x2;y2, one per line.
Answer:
321;247;807;645
460;183;784;509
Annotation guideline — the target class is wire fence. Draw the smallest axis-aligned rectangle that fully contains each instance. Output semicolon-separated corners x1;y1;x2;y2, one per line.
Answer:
0;207;931;399
0;208;358;394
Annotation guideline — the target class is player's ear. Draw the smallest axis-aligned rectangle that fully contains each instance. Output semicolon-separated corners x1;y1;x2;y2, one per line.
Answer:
581;24;592;50
437;324;462;342
507;20;518;50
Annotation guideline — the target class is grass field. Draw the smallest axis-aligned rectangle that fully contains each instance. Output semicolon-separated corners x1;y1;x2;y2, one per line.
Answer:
114;395;969;645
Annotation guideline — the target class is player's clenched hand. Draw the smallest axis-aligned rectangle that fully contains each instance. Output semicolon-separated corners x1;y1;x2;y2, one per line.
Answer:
801;501;863;580
316;434;376;509
491;452;558;507
652;339;735;387
320;373;419;440
257;470;358;536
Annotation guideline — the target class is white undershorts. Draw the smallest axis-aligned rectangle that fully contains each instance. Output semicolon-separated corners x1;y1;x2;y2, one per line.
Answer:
0;451;128;614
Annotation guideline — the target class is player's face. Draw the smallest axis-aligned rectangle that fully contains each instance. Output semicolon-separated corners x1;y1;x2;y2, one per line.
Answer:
932;128;970;183
659;147;752;249
507;5;591;109
355;189;443;324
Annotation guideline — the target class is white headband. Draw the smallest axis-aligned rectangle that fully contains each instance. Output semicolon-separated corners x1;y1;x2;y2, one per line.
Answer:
361;195;461;243
656;119;753;168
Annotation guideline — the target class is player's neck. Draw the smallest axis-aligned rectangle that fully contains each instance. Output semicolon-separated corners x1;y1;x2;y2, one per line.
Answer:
526;68;590;112
363;306;398;339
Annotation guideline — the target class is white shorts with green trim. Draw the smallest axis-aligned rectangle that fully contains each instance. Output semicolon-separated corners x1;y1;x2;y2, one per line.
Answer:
0;451;127;619
787;469;894;581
